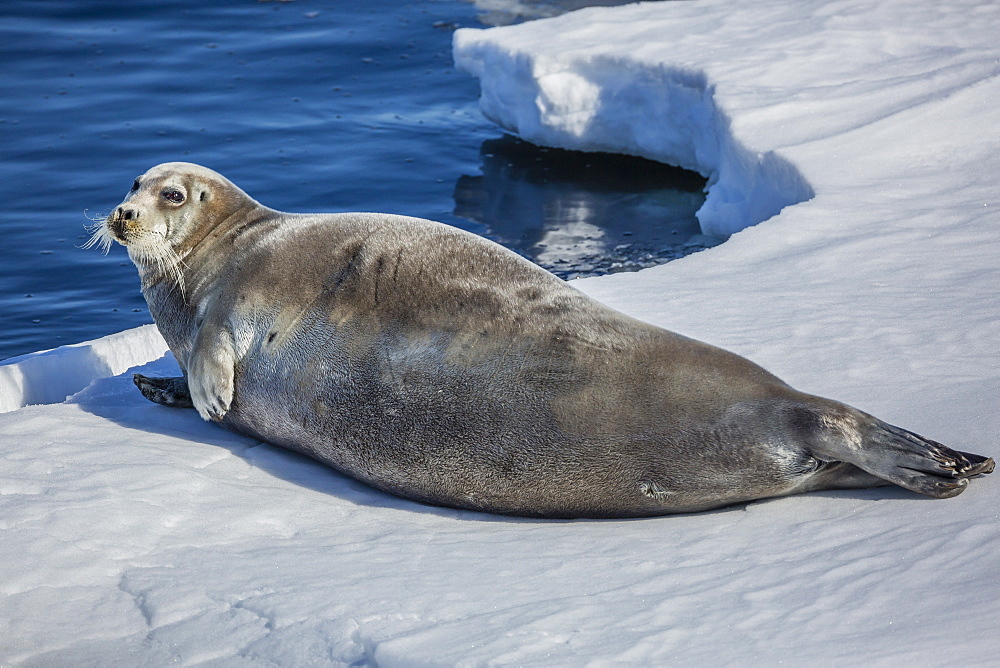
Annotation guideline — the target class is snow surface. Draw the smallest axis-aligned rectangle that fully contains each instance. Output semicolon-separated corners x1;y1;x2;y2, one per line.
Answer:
3;0;999;664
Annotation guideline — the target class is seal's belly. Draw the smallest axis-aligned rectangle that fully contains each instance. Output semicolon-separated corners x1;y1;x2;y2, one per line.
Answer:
219;315;781;517
232;319;573;462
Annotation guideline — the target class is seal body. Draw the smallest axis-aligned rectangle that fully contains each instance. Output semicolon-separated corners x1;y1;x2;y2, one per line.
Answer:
98;163;993;517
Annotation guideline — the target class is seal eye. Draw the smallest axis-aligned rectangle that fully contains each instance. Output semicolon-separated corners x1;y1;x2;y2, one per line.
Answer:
163;190;185;204
130;178;140;192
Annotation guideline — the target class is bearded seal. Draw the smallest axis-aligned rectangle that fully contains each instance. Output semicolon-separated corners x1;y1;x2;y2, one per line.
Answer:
89;162;993;518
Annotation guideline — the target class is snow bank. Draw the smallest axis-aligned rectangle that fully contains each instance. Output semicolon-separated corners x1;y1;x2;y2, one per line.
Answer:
453;10;817;236
455;1;997;237
0;325;167;413
2;0;999;664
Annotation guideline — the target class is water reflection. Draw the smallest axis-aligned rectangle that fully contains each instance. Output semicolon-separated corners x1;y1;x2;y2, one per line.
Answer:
453;135;717;279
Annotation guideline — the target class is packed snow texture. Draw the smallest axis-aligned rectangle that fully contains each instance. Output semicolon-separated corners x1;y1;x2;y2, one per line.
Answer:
3;0;999;664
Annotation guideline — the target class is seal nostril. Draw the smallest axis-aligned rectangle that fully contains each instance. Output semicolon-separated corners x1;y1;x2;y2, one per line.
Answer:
114;206;138;222
109;206;137;238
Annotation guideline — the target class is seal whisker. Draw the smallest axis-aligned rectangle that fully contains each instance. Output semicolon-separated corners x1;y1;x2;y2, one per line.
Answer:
129;233;188;300
81;214;115;254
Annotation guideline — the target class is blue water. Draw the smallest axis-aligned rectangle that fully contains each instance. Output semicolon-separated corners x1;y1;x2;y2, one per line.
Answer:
0;0;706;361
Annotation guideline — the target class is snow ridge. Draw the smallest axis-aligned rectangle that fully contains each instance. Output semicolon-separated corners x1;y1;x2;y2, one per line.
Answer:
0;325;167;413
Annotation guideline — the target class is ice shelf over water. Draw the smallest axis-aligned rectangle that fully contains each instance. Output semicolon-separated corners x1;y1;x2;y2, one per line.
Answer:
2;0;999;664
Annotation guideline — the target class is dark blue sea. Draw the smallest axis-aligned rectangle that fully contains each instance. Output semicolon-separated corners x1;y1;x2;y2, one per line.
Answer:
0;0;706;361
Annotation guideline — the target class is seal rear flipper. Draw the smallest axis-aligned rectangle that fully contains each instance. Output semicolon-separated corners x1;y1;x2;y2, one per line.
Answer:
791;403;994;499
133;373;194;409
851;423;993;499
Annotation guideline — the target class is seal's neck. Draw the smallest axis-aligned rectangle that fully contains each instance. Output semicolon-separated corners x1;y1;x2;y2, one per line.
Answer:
137;201;275;303
176;200;268;260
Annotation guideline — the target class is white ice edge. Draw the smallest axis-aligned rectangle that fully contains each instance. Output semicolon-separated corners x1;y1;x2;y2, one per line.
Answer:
0;324;167;413
454;26;816;237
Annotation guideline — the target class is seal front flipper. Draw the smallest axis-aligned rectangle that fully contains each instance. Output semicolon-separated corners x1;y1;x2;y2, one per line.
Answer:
133;374;194;408
185;324;236;422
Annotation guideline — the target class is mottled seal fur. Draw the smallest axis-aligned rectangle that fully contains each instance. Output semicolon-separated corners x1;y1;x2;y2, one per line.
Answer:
93;162;993;518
